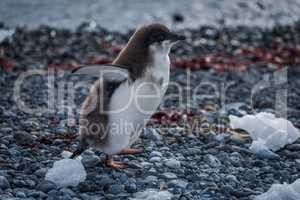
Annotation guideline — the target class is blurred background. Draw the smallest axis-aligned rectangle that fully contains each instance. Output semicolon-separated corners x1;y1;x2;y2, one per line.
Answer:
1;0;300;31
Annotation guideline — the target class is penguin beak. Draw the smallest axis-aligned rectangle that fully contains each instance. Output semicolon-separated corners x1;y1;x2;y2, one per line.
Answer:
167;32;186;42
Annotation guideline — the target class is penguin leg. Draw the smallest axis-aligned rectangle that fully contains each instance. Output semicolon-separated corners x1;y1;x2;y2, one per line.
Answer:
70;138;89;159
105;155;128;169
119;147;144;155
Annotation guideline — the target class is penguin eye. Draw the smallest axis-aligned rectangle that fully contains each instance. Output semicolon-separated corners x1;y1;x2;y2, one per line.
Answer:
148;33;166;45
157;34;165;41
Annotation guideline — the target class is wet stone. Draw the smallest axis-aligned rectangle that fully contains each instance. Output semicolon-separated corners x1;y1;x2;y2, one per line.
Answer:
0;176;10;190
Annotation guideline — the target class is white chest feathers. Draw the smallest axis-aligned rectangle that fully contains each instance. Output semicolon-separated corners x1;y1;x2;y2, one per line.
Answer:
102;52;170;155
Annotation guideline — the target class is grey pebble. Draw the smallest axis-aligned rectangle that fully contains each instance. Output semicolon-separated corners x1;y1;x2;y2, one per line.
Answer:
145;175;158;182
160;147;170;151
13;131;35;146
82;155;101;168
15;191;26;198
225;175;239;188
168;179;188;189
125;182;137;193
36;180;57;193
108;184;125;195
205;154;221;167
0;127;13;134
164;158;181;169
286;143;300;151
143;128;162;141
34;168;48;178
0;176;10;189
27;190;47;198
149;156;161;163
59;188;76;197
149;151;163;157
162;172;177;179
95;175;114;186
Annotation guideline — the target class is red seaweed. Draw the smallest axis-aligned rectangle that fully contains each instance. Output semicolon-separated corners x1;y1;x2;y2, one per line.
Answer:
173;45;300;72
150;108;196;125
0;59;15;70
86;55;112;65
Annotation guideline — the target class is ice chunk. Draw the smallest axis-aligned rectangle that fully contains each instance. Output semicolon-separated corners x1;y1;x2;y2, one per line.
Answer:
45;158;86;187
250;139;279;159
229;112;300;151
255;179;300;200
61;150;73;158
131;189;173;200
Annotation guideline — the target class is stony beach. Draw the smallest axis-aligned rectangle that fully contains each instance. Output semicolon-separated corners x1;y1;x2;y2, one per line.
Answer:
1;10;300;200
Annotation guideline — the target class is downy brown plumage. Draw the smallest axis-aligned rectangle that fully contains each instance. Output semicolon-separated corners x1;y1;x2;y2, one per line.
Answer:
71;23;185;168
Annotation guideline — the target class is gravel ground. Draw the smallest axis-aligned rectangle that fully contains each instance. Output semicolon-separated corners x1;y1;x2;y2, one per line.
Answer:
1;20;300;200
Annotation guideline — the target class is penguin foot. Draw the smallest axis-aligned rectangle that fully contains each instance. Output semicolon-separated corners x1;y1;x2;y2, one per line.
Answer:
119;147;144;155
105;156;128;169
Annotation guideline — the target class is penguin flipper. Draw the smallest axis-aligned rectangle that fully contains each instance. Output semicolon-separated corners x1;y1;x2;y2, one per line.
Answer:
71;64;129;82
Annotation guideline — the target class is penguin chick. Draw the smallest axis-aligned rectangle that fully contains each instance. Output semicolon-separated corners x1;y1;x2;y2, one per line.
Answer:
71;23;185;168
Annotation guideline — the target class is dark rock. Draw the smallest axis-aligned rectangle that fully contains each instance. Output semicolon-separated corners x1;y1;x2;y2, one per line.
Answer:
59;188;76;197
108;184;125;195
164;158;181;169
168;179;188;189
0;176;10;189
149;151;163;157
125;182;137;193
286;143;300;151
34;168;48;177
79;181;100;193
13;131;35;146
205;154;221;167
172;13;184;23
36;180;57;193
27;190;47;198
162;172;177;180
225;175;239;188
95;175;114;186
82;155;101;168
15;191;26;198
143;128;162;141
149;156;162;163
